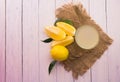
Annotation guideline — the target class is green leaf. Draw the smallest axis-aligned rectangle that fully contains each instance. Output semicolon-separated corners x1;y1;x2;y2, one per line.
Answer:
42;38;53;43
48;60;57;74
54;19;73;26
63;19;73;26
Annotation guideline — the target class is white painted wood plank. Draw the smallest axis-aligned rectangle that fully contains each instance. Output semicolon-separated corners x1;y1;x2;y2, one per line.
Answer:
22;0;39;82
55;0;74;82
6;0;22;82
107;0;120;82
56;0;72;8
73;0;91;82
90;0;109;82
39;0;57;82
0;0;5;82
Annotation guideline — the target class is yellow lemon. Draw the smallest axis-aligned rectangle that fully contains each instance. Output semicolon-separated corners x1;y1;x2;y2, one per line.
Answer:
50;45;69;61
45;26;66;40
56;22;76;36
51;36;74;47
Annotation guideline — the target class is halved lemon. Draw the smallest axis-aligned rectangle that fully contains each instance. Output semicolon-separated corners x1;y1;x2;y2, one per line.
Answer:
75;25;99;49
56;22;76;36
45;26;66;40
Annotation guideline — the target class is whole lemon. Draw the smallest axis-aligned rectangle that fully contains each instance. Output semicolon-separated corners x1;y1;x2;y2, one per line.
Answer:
50;45;69;61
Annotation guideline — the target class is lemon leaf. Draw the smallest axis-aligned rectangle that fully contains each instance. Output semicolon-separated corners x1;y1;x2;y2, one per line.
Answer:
54;19;73;26
42;38;53;43
48;60;57;74
63;19;73;26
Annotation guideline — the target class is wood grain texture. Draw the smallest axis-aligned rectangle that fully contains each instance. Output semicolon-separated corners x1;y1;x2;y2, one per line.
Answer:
39;0;56;82
22;0;39;82
0;0;119;82
90;0;109;82
0;0;5;82
107;0;120;82
6;0;22;82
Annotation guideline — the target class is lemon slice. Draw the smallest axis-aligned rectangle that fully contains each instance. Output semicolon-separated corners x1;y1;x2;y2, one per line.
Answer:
56;22;76;36
51;36;74;47
45;26;66;40
75;25;99;49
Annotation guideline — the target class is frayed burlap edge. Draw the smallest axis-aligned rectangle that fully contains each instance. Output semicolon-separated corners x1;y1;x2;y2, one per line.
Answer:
55;3;113;79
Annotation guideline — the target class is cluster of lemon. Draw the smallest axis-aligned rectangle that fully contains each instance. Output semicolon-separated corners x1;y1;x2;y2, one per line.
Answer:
45;22;76;61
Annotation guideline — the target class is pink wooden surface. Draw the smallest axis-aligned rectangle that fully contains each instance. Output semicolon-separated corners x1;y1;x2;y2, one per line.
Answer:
23;0;39;82
0;0;5;82
0;0;120;82
6;0;22;82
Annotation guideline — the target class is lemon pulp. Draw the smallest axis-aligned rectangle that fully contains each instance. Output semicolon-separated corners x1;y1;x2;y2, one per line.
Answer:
51;36;74;47
45;26;66;40
56;22;76;36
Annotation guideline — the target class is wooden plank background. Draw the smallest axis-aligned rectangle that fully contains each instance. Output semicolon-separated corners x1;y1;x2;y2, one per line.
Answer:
0;0;120;82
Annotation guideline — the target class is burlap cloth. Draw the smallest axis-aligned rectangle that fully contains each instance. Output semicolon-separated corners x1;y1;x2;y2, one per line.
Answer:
55;3;113;79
